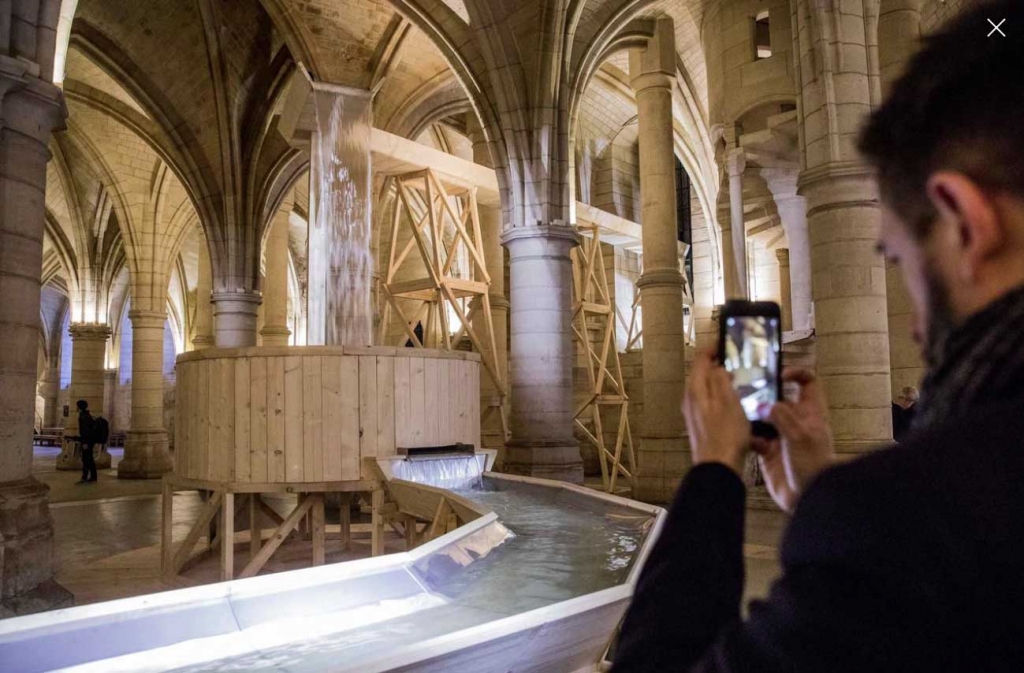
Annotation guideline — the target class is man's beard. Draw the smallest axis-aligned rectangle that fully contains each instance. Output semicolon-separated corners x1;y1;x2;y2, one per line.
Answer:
922;261;958;368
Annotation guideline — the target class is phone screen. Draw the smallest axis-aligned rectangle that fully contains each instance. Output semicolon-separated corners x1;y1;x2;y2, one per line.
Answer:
722;315;781;422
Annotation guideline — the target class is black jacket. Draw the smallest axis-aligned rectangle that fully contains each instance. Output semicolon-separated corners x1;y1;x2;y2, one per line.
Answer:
614;399;1024;672
78;410;94;446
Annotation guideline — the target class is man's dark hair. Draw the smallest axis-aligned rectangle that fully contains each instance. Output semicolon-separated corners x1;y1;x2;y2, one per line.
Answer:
76;399;88;411
859;0;1024;239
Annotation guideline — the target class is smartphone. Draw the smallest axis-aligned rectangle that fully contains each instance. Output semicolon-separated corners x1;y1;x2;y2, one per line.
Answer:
717;300;783;438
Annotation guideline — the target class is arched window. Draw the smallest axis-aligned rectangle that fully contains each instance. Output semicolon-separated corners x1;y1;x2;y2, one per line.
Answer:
119;304;133;384
754;11;772;60
675;158;694;290
58;310;72;390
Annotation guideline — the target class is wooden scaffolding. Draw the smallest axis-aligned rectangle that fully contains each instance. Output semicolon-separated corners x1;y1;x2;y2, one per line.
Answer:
377;169;508;442
571;225;636;494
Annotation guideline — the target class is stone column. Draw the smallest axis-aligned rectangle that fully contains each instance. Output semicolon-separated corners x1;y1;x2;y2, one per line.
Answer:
776;249;793;332
192;238;214;350
102;368;116;424
0;51;73;617
118;310;173;479
38;363;60;428
879;0;925;396
630;17;688;503
212;291;262;348
467;115;509;453
260;206;292;347
501;224;583;483
726;148;749;299
795;0;892;455
57;324;113;471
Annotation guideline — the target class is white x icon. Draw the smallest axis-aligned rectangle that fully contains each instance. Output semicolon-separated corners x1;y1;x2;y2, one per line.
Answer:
988;18;1007;37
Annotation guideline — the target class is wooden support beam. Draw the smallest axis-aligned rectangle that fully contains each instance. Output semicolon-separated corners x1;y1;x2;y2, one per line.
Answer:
171;491;224;577
311;494;325;566
239;496;315;579
220;493;234;581
161;480;174;578
371;487;385;557
249;493;261;557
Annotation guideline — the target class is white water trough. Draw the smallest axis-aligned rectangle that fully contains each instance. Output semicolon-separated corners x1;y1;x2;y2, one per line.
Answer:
0;452;664;672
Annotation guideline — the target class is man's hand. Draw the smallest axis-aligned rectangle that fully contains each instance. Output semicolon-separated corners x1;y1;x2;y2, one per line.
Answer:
682;349;752;477
752;368;834;512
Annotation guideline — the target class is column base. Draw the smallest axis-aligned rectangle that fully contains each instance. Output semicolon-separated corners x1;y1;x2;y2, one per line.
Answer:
118;430;173;479
503;441;584;484
55;444;112;471
0;478;74;617
634;436;691;504
260;326;291;347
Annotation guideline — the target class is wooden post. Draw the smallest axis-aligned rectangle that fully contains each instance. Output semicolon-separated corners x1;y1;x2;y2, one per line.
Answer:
371;487;385;557
249;493;261;557
161;479;174;578
220;492;234;581
311;494;325;566
339;493;351;552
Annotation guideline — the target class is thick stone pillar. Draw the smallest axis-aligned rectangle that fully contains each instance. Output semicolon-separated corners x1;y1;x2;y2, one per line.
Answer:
879;0;925;396
38;364;60;428
501;224;583;483
467;115;509;453
726;148;749;299
57;324;113;471
776;249;793;332
192;239;214;350
795;0;892;455
118;310;172;479
0;57;74;615
630;18;688;503
212;291;262;348
102;368;116;424
260;207;292;347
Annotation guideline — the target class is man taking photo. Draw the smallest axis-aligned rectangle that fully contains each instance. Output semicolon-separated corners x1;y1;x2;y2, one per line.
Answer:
614;1;1024;670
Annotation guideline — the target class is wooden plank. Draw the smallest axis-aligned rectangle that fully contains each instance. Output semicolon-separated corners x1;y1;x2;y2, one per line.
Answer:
303;356;324;482
311;494;325;566
249;492;261;557
376;356;396;455
176;363;189;479
267;357;286;482
171;491;223;574
339;357;361;480
257;495;285;527
359;356;379;466
196;359;209;480
393;356;412;448
222;358;237;481
284;356;304;482
161;480;174;578
371;487;385;557
221;492;234;581
437;360;451;444
424;357;440;445
238;496;314;579
339;493;351;551
322;357;343;481
469;359;480;446
249;357;268;483
234;359;251;483
409;357;426;447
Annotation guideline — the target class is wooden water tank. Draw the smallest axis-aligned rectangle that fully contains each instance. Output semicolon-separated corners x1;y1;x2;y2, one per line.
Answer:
174;346;481;484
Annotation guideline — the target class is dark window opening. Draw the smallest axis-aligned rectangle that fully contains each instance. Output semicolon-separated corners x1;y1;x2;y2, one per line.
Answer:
675;158;694;290
755;11;772;60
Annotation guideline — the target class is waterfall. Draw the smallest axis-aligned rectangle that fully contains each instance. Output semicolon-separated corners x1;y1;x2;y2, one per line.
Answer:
307;88;373;346
392;455;484;491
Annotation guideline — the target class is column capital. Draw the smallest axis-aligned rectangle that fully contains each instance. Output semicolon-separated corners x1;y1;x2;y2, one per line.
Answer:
775;248;790;266
629;71;674;93
726;148;747;178
128;309;167;329
68;323;112;341
211;289;263;312
798;161;879;212
637;267;685;290
501;222;581;249
0;57;67;141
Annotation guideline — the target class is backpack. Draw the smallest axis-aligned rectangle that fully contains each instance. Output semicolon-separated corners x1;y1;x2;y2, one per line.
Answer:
92;416;110;445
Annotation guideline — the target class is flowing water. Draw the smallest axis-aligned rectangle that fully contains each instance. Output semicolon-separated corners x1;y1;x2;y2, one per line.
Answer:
307;88;373;346
390;455;486;490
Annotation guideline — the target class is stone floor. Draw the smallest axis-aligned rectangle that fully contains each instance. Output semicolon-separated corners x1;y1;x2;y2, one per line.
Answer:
36;446;786;612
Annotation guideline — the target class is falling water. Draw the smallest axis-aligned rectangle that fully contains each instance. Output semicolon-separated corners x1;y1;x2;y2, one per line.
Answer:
307;88;373;346
391;455;484;491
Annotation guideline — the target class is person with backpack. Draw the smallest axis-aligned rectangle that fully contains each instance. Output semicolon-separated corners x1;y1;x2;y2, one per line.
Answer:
72;399;101;484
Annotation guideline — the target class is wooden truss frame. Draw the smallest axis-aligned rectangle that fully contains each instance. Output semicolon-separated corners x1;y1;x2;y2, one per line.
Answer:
160;475;386;584
571;224;636;494
378;168;508;441
615;253;698;352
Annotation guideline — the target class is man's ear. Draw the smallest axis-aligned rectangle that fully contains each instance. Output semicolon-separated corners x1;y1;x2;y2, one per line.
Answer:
926;172;1001;281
